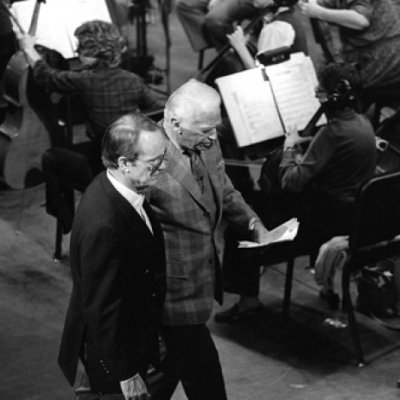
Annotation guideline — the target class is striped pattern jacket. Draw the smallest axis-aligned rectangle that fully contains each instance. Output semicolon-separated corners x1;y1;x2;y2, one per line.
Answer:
146;140;258;325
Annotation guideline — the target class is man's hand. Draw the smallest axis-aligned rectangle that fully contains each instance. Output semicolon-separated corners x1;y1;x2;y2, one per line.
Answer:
226;26;247;52
18;34;41;66
298;0;323;18
284;126;312;149
251;220;270;244
120;373;151;400
18;33;36;51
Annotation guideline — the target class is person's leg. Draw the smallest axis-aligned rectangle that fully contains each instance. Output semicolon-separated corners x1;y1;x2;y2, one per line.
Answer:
154;325;227;400
214;226;263;323
41;146;95;233
204;0;259;49
176;0;211;52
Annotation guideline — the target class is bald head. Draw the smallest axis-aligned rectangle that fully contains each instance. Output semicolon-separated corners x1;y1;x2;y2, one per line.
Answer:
163;80;222;151
165;79;221;123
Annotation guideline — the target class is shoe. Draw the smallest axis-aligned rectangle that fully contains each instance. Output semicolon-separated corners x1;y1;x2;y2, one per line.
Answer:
214;303;264;323
58;195;74;234
319;289;340;311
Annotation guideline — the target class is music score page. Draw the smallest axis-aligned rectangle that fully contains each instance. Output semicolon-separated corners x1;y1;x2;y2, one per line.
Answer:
216;67;283;147
216;53;326;147
265;53;326;131
11;0;112;59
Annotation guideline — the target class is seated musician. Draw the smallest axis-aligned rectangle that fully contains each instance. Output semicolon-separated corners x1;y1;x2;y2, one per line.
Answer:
175;0;264;54
298;0;400;111
217;3;308;213
19;20;163;234
215;62;377;322
226;3;307;69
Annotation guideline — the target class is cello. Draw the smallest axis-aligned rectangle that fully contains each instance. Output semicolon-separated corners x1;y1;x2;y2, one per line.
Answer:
0;0;51;189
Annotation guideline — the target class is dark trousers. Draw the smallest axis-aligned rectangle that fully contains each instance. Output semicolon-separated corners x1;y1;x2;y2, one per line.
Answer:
41;142;103;230
153;324;227;400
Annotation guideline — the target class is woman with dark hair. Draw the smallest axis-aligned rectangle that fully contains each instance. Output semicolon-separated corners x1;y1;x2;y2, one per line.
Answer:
19;20;163;234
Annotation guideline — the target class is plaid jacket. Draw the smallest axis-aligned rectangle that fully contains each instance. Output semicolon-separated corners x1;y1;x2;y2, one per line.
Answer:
146;140;258;325
33;60;161;140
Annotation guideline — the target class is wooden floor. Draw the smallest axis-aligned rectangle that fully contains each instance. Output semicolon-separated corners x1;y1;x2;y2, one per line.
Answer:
1;6;400;400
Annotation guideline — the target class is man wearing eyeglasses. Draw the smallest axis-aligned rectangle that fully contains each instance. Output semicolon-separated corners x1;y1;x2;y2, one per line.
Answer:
146;80;269;400
58;113;167;400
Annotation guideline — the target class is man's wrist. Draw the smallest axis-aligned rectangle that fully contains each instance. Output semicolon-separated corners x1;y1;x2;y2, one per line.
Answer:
249;218;262;231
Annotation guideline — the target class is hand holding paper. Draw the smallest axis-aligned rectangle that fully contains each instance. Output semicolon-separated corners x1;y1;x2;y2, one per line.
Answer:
239;218;299;248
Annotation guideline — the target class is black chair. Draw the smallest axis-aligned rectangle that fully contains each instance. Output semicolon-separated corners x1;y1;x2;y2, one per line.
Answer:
341;170;400;366
235;167;400;366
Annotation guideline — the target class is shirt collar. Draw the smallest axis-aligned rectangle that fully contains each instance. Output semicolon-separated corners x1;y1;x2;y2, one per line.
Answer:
106;169;145;210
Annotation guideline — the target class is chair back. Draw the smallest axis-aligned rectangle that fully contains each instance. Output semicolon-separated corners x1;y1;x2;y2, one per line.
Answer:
349;171;400;250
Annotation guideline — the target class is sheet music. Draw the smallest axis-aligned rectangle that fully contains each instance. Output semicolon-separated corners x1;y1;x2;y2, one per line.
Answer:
265;54;326;131
11;0;112;59
216;67;283;147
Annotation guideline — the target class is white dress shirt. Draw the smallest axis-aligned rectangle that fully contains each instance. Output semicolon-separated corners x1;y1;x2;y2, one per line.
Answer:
107;170;153;234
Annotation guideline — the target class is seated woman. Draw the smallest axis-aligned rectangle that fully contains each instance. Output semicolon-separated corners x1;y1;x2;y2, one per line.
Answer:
216;62;377;321
299;0;400;111
20;20;162;233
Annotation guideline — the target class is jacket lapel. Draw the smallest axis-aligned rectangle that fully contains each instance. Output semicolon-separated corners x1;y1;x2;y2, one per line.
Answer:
200;145;222;214
165;141;206;208
100;172;155;243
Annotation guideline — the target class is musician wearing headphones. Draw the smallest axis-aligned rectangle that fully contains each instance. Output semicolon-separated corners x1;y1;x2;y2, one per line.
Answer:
215;62;376;322
280;62;376;210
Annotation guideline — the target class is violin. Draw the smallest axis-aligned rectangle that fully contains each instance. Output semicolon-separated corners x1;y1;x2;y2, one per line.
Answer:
0;0;51;189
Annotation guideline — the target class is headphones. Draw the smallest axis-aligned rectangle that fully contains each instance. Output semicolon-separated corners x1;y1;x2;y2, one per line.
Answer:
324;79;355;110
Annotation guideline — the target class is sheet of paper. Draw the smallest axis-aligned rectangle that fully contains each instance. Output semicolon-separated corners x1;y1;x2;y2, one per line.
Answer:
216;67;284;147
238;218;299;248
265;55;326;132
11;0;112;59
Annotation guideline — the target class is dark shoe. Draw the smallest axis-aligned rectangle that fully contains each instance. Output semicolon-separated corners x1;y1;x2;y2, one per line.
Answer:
214;303;264;323
58;196;73;234
319;289;340;311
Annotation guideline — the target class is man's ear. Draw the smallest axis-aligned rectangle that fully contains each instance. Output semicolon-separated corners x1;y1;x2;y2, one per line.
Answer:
170;117;183;135
117;156;129;171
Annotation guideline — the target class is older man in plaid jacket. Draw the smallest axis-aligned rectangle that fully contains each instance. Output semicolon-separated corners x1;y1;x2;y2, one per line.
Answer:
146;80;269;400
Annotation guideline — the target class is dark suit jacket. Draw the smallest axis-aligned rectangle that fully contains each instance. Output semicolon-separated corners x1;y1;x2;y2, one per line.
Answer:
58;172;166;393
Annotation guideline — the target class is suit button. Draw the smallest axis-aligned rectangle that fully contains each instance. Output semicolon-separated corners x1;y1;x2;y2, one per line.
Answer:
145;269;150;274
209;259;213;265
152;293;156;297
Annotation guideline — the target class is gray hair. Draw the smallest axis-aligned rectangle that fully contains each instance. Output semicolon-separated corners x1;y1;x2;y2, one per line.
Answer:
164;79;221;122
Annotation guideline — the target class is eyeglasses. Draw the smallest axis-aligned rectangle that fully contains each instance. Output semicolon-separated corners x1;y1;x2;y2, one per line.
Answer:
135;148;167;176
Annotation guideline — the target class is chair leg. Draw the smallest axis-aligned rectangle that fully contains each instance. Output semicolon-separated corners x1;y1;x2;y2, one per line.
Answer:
198;49;205;71
283;258;295;323
54;218;63;261
342;263;365;367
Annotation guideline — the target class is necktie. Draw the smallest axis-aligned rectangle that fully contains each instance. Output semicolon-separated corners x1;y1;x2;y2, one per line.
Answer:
137;203;153;234
185;149;217;225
